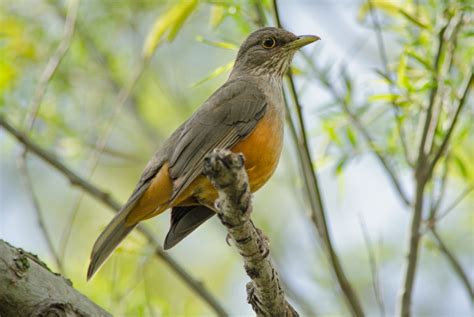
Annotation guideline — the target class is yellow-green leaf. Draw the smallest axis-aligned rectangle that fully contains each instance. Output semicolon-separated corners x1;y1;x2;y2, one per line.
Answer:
358;1;430;30
358;0;401;21
368;93;401;103
191;61;234;87
209;5;225;28
195;35;237;50
406;48;433;70
397;52;409;89
142;0;198;59
289;66;303;75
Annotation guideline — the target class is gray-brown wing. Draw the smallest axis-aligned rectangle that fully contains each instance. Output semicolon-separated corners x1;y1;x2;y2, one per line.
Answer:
168;79;267;202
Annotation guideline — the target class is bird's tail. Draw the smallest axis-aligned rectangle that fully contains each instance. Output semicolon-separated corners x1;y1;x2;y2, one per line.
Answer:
87;212;136;280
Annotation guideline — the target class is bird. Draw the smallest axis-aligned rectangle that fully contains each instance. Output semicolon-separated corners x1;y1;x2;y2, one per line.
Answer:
87;27;319;280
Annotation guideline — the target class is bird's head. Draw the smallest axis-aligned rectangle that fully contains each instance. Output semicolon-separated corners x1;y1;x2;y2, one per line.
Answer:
231;27;320;78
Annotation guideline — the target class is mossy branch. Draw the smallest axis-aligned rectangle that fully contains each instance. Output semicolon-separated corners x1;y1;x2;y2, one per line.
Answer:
0;240;111;317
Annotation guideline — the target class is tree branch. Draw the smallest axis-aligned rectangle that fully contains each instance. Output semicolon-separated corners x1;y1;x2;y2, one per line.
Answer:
203;149;298;317
367;0;413;167
301;53;411;206
358;214;386;317
431;230;474;301
433;185;474;224
427;70;473;176
0;116;229;317
397;13;466;316
271;2;364;316
422;161;473;301
18;0;80;275
0;239;111;317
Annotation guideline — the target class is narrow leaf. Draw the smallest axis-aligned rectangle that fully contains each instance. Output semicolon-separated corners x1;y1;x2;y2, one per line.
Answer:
143;0;198;59
191;61;234;87
195;35;238;50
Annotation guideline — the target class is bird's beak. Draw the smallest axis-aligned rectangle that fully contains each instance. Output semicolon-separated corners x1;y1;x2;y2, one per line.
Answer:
287;35;321;50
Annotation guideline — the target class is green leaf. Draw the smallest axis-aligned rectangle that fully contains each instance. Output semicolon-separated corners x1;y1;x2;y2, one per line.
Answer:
358;1;431;30
397;52;410;89
323;122;342;146
191;61;234;87
209;5;225;28
142;0;198;59
334;155;348;175
398;8;431;30
453;155;469;179
195;35;237;50
346;126;357;147
289;66;303;75
358;1;400;21
406;48;433;70
368;93;401;103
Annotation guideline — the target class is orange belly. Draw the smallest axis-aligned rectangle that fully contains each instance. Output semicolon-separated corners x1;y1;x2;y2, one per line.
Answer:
126;110;283;224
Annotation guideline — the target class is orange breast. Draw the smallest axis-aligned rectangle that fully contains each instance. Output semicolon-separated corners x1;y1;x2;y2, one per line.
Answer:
231;109;284;192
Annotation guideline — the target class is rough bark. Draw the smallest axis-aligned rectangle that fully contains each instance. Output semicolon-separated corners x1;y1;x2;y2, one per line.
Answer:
203;149;299;317
0;240;110;317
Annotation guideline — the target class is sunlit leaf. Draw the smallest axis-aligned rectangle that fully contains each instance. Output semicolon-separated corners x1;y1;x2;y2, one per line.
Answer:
142;0;199;59
346;126;357;147
453;155;469;179
358;1;401;21
195;35;238;50
191;61;234;87
398;8;431;30
290;66;303;75
0;60;15;91
397;52;410;89
209;5;226;28
358;0;431;30
323;122;342;146
335;155;348;175
406;48;433;70
368;93;401;103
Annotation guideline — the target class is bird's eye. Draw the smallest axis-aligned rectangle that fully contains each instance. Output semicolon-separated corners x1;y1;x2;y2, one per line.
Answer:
262;37;276;49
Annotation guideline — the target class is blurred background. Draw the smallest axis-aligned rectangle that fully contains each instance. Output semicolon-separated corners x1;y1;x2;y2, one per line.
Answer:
1;0;472;316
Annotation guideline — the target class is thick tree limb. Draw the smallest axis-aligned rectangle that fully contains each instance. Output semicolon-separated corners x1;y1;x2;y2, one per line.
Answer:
0;239;110;317
203;149;298;317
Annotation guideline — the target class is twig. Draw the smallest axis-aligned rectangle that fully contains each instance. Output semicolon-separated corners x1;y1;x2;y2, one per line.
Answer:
397;14;465;316
50;1;158;142
23;0;79;131
17;159;63;273
0;116;229;317
423;12;463;159
58;60;146;263
46;1;156;263
18;0;80;274
427;71;473;177
431;230;474;301
358;214;386;317
301;53;411;206
203;149;298;317
271;2;364;316
434;185;474;224
416;17;450;169
422;160;473;301
367;0;413;167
